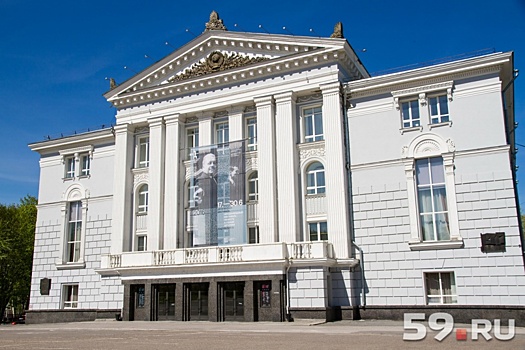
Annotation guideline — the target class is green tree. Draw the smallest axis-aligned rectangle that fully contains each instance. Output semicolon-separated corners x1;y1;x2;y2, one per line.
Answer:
0;196;37;321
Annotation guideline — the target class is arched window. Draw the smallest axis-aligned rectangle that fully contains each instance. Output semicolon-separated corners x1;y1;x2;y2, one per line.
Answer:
137;184;149;213
306;162;325;195
248;171;258;201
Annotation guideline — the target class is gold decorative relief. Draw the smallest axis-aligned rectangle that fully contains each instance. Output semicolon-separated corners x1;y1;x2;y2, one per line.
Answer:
168;52;270;83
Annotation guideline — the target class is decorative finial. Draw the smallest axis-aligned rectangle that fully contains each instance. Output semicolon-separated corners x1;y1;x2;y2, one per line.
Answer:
330;22;344;39
109;78;117;89
204;10;227;32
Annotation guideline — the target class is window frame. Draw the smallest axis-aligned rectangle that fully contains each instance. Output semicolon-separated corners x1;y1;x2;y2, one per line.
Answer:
79;153;90;177
66;201;83;263
403;134;462;250
215;121;229;145
186;126;199;160
248;226;259;244
428;94;450;125
136;135;150;168
392;81;454;132
62;284;79;309
134;184;149;252
308;221;328;241
306;162;326;195
246;117;257;151
248;171;259;202
302;106;324;143
64;156;76;179
424;272;457;305
400;98;421;129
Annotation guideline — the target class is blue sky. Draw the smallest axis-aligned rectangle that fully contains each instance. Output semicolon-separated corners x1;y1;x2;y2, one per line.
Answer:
1;0;524;207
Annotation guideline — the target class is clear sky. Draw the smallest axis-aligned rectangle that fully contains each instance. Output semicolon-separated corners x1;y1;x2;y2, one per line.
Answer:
1;0;524;207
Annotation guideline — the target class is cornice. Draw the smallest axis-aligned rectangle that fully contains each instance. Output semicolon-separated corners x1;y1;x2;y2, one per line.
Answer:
345;53;510;99
29;128;114;154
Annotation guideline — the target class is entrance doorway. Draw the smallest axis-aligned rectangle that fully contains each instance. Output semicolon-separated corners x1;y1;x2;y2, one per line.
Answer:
218;282;244;321
152;284;176;321
183;283;209;321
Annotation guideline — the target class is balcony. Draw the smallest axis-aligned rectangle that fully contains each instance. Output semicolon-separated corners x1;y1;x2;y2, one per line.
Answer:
97;241;341;276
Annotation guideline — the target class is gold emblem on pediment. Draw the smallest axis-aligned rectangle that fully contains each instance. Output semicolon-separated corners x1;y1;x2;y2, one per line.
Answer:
168;51;270;83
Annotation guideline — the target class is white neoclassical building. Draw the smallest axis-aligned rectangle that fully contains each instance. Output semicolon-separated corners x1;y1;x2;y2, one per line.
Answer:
27;12;524;323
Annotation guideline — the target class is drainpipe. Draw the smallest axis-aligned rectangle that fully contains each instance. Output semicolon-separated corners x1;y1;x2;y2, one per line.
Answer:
341;83;366;312
501;66;524;267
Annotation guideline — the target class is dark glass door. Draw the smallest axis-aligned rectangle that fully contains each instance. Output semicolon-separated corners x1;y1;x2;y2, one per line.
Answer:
155;284;176;321
184;283;209;321
219;282;244;321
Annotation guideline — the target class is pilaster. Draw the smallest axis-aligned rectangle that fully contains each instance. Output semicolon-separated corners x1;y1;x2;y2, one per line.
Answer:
198;112;214;147
274;91;300;242
320;82;351;258
164;113;183;250
147;116;165;251
228;106;245;142
111;124;134;254
254;95;278;243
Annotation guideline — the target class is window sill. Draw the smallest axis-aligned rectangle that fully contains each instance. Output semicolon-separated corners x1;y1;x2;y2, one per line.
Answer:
62;177;74;182
399;126;423;134
56;261;86;270
429;121;452;129
78;175;91;179
408;239;463;251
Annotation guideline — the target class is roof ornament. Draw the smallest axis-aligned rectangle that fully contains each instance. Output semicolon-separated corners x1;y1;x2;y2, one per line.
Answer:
205;10;227;32
106;77;118;90
330;22;344;38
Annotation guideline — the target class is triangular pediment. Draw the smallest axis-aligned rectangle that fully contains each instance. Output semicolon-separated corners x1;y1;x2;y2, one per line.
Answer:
104;21;368;107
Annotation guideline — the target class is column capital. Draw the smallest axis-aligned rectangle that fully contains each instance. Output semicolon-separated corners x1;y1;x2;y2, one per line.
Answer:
196;111;214;121
228;105;245;115
320;81;342;95
254;95;274;107
147;116;164;128
164;113;182;126
113;123;133;135
274;91;296;104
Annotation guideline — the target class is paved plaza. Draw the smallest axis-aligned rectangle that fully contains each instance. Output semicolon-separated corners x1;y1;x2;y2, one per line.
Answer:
1;319;524;350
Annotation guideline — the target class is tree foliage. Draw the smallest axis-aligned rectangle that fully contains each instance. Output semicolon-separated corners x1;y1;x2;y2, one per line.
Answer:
0;196;37;321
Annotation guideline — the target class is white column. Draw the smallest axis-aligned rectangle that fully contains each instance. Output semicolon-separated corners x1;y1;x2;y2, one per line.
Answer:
111;124;134;254
254;96;278;242
321;82;351;258
198;112;213;147
164;114;183;250
274;91;300;242
147;116;165;251
228;106;245;142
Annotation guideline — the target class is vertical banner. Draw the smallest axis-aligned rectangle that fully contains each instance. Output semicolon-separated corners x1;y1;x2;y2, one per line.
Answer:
189;141;246;246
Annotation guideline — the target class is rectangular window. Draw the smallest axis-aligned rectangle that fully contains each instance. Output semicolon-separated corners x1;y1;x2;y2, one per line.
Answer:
304;106;323;142
416;158;450;241
401;100;420;128
429;95;449;124
246;118;257;151
309;221;328;241
63;284;79;309
80;154;90;176
137;235;147;251
249;226;259;244
215;122;229;145
136;136;150;168
67;201;82;263
425;272;457;304
64;156;75;179
187;127;199;159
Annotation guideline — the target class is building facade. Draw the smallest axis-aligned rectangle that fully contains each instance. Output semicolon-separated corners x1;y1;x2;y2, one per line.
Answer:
27;12;524;324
